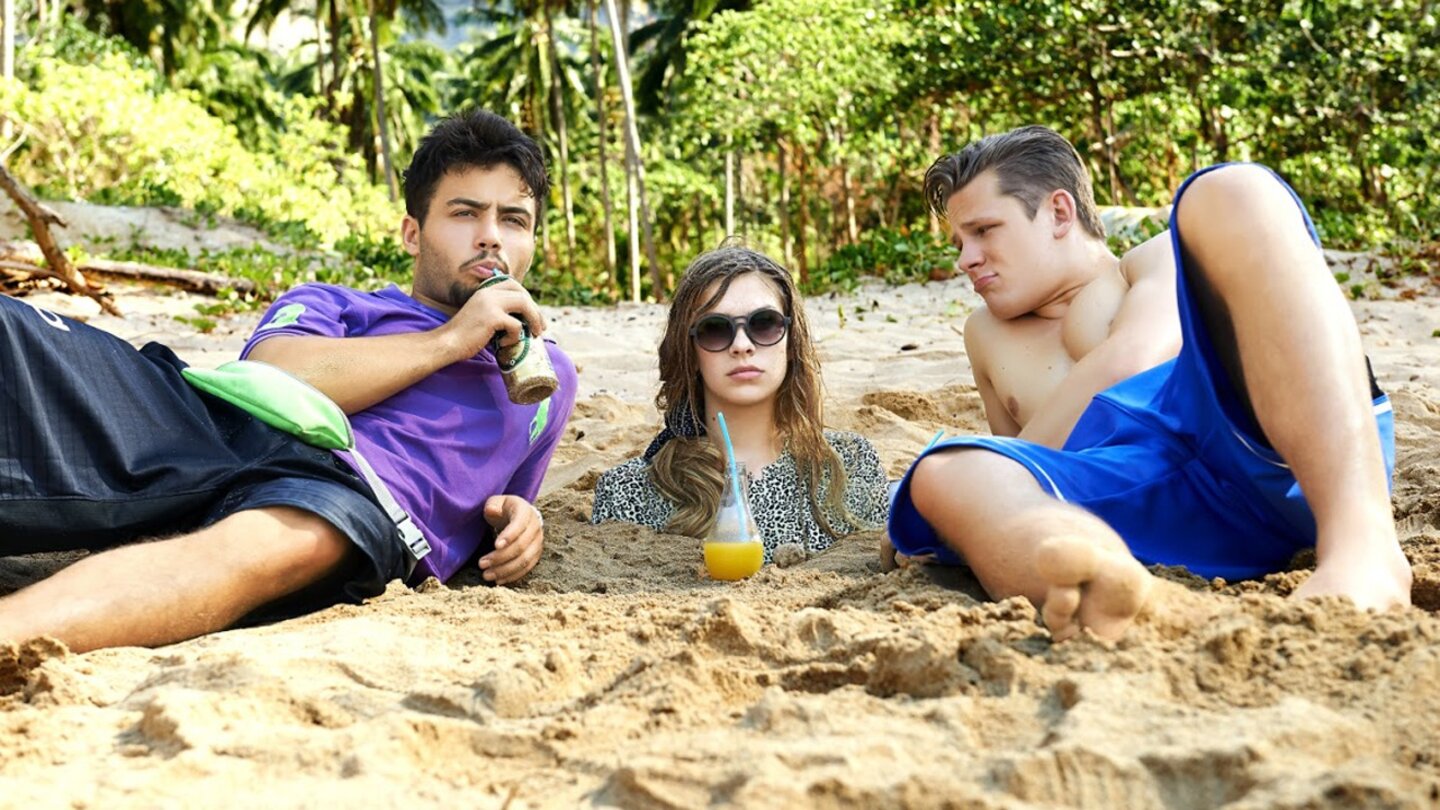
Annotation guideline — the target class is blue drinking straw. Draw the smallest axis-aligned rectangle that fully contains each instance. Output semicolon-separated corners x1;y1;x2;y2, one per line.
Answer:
922;429;945;453
714;411;749;528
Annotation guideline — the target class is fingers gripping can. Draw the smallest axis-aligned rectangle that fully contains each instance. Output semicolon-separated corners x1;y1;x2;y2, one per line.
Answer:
477;274;559;405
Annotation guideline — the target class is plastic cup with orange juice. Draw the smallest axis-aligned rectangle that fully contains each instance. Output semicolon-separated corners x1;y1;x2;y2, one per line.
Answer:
705;415;765;581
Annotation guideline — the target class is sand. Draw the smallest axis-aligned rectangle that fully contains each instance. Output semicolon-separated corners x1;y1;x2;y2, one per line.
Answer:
3;269;1440;809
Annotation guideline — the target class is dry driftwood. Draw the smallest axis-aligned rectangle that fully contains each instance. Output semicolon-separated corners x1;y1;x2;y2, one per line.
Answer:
0;241;257;296
0;161;122;315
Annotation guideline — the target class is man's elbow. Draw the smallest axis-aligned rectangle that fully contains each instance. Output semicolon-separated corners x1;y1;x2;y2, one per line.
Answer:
244;336;292;365
1096;334;1180;388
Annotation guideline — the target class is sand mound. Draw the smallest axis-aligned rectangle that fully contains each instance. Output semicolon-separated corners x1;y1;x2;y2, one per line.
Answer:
1;277;1438;806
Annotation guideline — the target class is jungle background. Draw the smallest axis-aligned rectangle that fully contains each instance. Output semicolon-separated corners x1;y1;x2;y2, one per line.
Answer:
1;0;1436;310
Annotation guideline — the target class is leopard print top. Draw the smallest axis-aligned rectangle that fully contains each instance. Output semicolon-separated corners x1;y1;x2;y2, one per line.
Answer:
591;430;889;561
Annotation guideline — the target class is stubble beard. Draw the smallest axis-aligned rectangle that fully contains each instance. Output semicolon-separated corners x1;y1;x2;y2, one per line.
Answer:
445;278;482;311
415;238;503;312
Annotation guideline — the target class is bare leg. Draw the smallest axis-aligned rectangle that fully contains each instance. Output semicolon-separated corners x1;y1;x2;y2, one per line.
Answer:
908;449;1154;640
0;507;353;652
1176;165;1410;610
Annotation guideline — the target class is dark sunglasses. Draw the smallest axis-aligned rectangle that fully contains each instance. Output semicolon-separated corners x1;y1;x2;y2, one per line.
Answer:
689;307;792;352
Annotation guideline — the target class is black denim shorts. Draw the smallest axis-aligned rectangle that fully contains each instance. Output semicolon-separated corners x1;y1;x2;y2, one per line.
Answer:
0;294;408;605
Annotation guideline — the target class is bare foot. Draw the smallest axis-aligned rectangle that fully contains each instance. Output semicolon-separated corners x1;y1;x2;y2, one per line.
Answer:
1291;520;1412;611
1034;536;1154;641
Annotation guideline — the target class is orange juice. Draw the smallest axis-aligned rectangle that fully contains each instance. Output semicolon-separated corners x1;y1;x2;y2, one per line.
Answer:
704;540;764;581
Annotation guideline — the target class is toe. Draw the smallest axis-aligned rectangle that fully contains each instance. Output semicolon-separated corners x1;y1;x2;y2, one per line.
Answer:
1035;536;1099;586
1042;584;1083;641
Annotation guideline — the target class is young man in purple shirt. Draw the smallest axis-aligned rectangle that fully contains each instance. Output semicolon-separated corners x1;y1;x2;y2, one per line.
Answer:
0;110;574;652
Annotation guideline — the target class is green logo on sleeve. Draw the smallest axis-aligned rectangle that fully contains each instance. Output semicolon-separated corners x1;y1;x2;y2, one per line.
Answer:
259;303;307;330
528;398;551;445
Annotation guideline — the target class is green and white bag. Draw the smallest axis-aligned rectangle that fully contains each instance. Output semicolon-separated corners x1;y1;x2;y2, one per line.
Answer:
182;360;432;570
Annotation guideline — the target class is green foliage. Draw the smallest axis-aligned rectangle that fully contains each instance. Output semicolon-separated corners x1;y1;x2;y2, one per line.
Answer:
1105;213;1169;256
806;228;956;294
1;50;396;247
5;0;1435;307
893;0;1440;253
113;244;410;309
71;0;229;76
681;0;903;150
333;233;414;278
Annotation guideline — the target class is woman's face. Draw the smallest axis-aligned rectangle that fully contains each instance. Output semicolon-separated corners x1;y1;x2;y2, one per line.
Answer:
692;272;790;415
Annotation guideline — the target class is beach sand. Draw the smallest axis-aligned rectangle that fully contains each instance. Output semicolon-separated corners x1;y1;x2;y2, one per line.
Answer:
3;272;1439;808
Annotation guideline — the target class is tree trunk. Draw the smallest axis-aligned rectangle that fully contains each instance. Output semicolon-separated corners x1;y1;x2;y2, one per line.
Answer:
836;122;857;245
1;0;12;142
1;241;257;295
694;192;706;252
927;113;942;235
778;139;792;268
328;0;344;117
604;0;639;301
737;149;746;237
543;3;575;269
368;2;397;201
724;139;735;237
531;37;556;272
794;144;809;284
604;0;662;300
620;0;631;44
315;6;326;97
816;132;831;266
2;0;14;81
840;162;856;244
588;0;617;294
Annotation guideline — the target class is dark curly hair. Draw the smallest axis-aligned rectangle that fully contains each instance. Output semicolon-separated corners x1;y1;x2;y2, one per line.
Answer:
402;109;549;228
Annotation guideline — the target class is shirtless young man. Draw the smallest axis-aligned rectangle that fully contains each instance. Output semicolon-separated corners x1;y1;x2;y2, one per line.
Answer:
884;125;1410;641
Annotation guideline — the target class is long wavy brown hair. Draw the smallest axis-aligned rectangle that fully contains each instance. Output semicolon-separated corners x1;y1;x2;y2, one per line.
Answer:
648;244;852;538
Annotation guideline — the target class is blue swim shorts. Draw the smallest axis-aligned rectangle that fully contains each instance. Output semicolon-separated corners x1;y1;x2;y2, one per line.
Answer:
887;164;1396;581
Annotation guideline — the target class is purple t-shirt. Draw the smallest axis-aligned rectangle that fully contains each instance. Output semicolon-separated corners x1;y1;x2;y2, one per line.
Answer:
240;283;576;583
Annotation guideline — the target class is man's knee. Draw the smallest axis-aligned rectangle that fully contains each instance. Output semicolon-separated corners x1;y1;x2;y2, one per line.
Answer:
208;507;354;592
910;449;1037;518
1175;164;1320;292
1175;164;1304;247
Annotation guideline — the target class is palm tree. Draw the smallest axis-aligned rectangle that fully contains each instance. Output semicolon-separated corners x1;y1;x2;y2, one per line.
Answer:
458;1;588;274
587;0;617;289
73;0;229;76
250;0;445;189
176;43;288;147
369;0;397;200
629;0;750;115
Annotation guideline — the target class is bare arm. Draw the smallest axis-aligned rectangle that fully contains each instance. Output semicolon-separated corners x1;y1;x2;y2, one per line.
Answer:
964;310;1023;437
1018;233;1181;448
248;279;544;414
248;330;465;414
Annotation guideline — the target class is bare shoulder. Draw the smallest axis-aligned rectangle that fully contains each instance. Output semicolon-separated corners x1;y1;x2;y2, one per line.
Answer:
1119;231;1177;286
965;304;1013;340
962;305;1002;361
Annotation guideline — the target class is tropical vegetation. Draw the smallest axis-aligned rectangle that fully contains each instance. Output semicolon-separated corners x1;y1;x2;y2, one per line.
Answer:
0;0;1435;305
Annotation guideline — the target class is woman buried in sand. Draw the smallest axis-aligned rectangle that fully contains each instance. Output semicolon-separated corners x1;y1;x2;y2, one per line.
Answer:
592;244;889;562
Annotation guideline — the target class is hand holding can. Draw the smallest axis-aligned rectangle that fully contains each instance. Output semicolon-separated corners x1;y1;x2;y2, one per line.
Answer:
478;274;559;405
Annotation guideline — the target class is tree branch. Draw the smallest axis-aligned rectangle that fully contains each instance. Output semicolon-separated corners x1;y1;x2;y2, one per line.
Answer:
0;162;122;316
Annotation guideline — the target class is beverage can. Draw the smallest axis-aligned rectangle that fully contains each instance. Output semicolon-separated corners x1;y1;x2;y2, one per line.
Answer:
477;274;559;405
